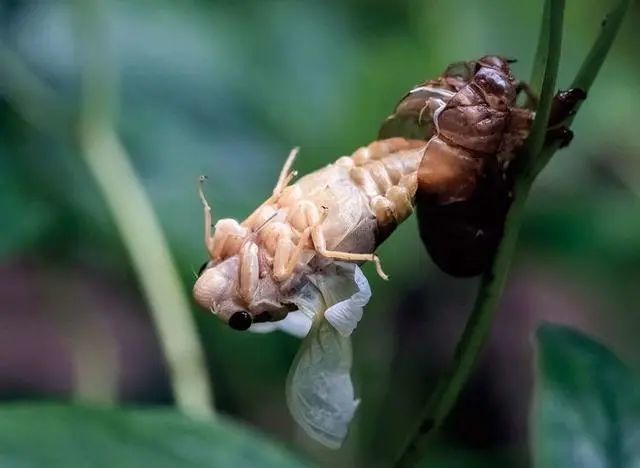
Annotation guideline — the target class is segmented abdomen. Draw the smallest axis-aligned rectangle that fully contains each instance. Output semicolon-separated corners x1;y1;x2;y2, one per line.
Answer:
246;138;427;264
338;138;426;232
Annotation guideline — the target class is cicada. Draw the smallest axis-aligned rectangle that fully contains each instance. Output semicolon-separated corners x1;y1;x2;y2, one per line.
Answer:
193;137;426;447
192;55;583;447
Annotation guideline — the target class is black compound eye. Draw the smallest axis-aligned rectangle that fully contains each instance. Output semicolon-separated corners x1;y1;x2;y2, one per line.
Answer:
197;261;209;276
228;311;252;331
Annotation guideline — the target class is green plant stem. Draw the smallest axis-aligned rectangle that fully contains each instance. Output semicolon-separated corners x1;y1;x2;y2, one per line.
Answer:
396;0;631;463
571;0;632;94
395;175;535;467
531;0;632;181
77;124;215;418
0;10;215;417
527;0;551;103
395;0;566;465
521;0;565;179
72;0;214;418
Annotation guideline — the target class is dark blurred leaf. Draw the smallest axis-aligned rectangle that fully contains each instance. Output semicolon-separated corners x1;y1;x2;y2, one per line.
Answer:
416;443;525;468
0;174;45;257
522;193;640;271
533;324;640;468
0;403;310;468
0;145;52;258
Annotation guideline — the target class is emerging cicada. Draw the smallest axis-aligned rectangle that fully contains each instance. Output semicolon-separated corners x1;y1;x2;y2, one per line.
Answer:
193;55;584;447
194;137;428;447
195;57;535;328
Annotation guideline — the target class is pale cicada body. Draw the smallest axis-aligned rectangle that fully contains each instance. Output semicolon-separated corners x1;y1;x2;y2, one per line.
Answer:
193;137;429;447
193;137;427;330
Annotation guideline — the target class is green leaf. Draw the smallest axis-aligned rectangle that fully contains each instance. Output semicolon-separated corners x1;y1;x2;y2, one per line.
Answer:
533;324;640;468
0;403;311;468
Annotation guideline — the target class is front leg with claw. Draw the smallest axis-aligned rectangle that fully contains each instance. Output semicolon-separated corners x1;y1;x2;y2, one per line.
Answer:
546;88;588;148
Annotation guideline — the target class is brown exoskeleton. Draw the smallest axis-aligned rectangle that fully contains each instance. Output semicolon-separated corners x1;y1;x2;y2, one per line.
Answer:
381;56;585;276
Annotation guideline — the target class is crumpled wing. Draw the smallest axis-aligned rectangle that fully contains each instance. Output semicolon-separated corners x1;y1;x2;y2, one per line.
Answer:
321;265;371;336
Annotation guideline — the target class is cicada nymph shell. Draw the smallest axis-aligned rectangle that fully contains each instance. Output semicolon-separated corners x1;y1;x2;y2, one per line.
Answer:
381;56;535;276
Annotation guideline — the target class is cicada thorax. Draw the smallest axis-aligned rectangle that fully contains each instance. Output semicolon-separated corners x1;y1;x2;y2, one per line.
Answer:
381;56;533;276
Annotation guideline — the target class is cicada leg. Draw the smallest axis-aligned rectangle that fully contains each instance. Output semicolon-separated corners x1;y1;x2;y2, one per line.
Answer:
318;249;388;280
273;147;300;197
546;88;587;148
515;80;538;108
273;200;322;282
313;236;389;280
310;205;389;280
273;227;313;282
197;175;215;258
243;147;301;229
278;201;390;281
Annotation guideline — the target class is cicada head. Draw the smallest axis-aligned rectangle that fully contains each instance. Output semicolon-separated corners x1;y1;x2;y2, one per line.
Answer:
193;242;297;331
193;254;298;330
470;56;517;110
475;55;512;74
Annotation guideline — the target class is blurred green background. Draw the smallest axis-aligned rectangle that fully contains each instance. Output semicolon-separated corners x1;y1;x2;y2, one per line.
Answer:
1;0;639;466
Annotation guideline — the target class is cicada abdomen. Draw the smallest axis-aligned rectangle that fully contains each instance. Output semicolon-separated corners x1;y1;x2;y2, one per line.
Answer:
380;56;534;276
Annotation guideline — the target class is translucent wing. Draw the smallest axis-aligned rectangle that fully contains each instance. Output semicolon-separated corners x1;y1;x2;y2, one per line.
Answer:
285;263;370;448
286;319;359;449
